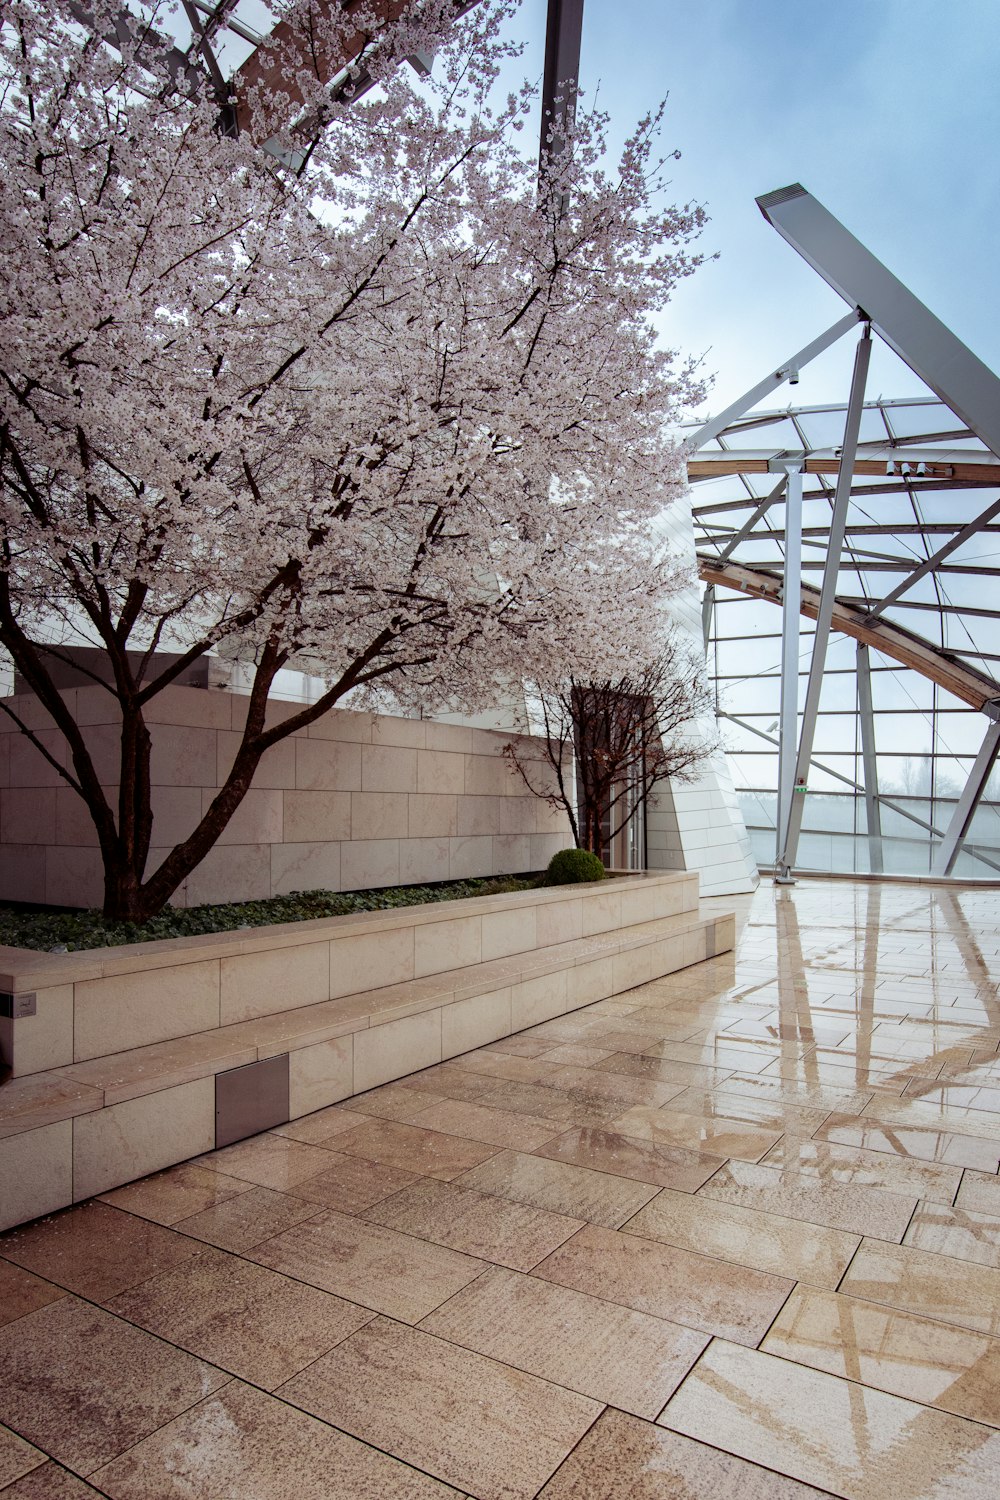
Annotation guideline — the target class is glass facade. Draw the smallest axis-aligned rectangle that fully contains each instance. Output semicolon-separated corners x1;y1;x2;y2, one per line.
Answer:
692;395;1000;878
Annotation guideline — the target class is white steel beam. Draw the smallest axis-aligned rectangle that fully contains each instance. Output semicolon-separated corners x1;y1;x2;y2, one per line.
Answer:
776;462;803;873
686;312;860;452
758;185;1000;460
931;720;1000;876
856;643;883;874
779;326;872;873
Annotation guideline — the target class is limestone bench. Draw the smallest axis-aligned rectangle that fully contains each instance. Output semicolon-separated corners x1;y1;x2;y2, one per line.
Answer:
0;871;734;1230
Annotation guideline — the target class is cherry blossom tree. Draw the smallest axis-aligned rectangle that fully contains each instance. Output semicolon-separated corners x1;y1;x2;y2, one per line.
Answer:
504;648;715;859
0;0;706;921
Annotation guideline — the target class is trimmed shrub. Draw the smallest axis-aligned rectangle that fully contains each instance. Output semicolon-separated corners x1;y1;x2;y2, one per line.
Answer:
545;848;608;885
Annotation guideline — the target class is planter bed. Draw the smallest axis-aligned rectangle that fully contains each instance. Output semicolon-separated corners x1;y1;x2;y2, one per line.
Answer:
0;871;735;1232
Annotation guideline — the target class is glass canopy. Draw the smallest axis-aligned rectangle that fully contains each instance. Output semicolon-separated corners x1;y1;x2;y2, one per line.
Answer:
690;392;1000;878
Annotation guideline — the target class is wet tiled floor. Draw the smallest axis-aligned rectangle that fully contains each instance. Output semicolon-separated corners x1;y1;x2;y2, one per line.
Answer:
3;879;1000;1497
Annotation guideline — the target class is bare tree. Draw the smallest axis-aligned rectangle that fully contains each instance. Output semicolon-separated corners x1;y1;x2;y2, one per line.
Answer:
505;649;716;860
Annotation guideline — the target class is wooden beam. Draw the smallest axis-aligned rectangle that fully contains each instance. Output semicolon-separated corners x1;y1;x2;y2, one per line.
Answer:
697;557;1000;711
688;455;1000;484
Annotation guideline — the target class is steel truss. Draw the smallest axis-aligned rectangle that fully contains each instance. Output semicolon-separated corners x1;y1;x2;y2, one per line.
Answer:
690;187;1000;881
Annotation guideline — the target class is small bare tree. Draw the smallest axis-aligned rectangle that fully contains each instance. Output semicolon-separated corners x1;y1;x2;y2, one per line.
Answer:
506;651;715;859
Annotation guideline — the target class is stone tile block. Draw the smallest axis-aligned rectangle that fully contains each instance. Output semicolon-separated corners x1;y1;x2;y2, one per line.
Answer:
204;788;282;846
295;738;362;792
456;796;505;838
289;1036;354;1117
361;743;418;794
0;1120;72;1233
216;730;296;789
0;844;45;904
148;786;203;847
144;685;232;730
74;960;220;1061
511;971;569;1031
416;750;466;795
536;898;584;947
3;787;55;845
407;793;458;838
414;915;482;979
149;724;218;787
340;838;399;890
398;838;451;886
353;1010;442;1093
329;928;414;1000
464;754;515;797
10;985;74;1076
73;1077;216;1200
491;834;532;874
371;715;426;749
441;989;512;1058
221;942;330;1025
351;791;408;842
45;846;104;909
449;836;493;879
424;721;473;753
283;790;351;844
182;843;272;906
270;840;342;897
482;906;537;962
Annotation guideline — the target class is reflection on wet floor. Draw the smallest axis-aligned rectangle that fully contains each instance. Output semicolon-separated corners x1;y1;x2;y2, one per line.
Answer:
2;879;1000;1498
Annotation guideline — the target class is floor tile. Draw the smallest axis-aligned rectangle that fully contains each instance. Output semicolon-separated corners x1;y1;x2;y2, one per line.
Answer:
0;1464;107;1497
903;1201;1000;1267
591;1052;738;1087
861;1092;1000;1143
108;1243;373;1389
956;1169;1000;1216
533;1222;793;1345
278;1316;601;1500
268;1105;372;1144
534;1043;616;1067
534;1127;725;1192
759;1138;963;1204
658;1338;1000;1500
98;1164;252;1225
195;1134;340;1190
0;1260;64;1329
763;1284;1000;1428
623;1187;859;1287
174;1186;321;1251
247;1208;484;1321
538;1064;688;1110
482;1036;556;1057
398;1064;499;1102
457;1149;659;1227
405;1097;562;1152
705;1071;876;1115
0;1427;45;1491
363;1179;582;1270
0;1296;225;1474
537;1407;836;1499
451;1051;564;1083
91;1379;461;1498
840;1238;1000;1337
813;1112;1000;1173
345;1083;449;1121
285;1153;418;1214
698;1159;917;1240
422;1263;708;1418
0;1203;198;1302
609;1103;784;1163
331;1117;500;1179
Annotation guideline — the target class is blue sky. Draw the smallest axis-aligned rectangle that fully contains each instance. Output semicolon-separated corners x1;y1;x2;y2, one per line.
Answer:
508;0;1000;415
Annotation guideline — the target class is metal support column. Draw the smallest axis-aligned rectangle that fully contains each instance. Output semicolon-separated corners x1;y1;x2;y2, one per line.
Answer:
776;462;803;877
856;643;883;874
701;585;715;652
931;717;1000;876
779;325;872;876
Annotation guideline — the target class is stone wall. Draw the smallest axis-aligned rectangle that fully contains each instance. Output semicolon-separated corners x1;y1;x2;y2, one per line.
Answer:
0;686;572;908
